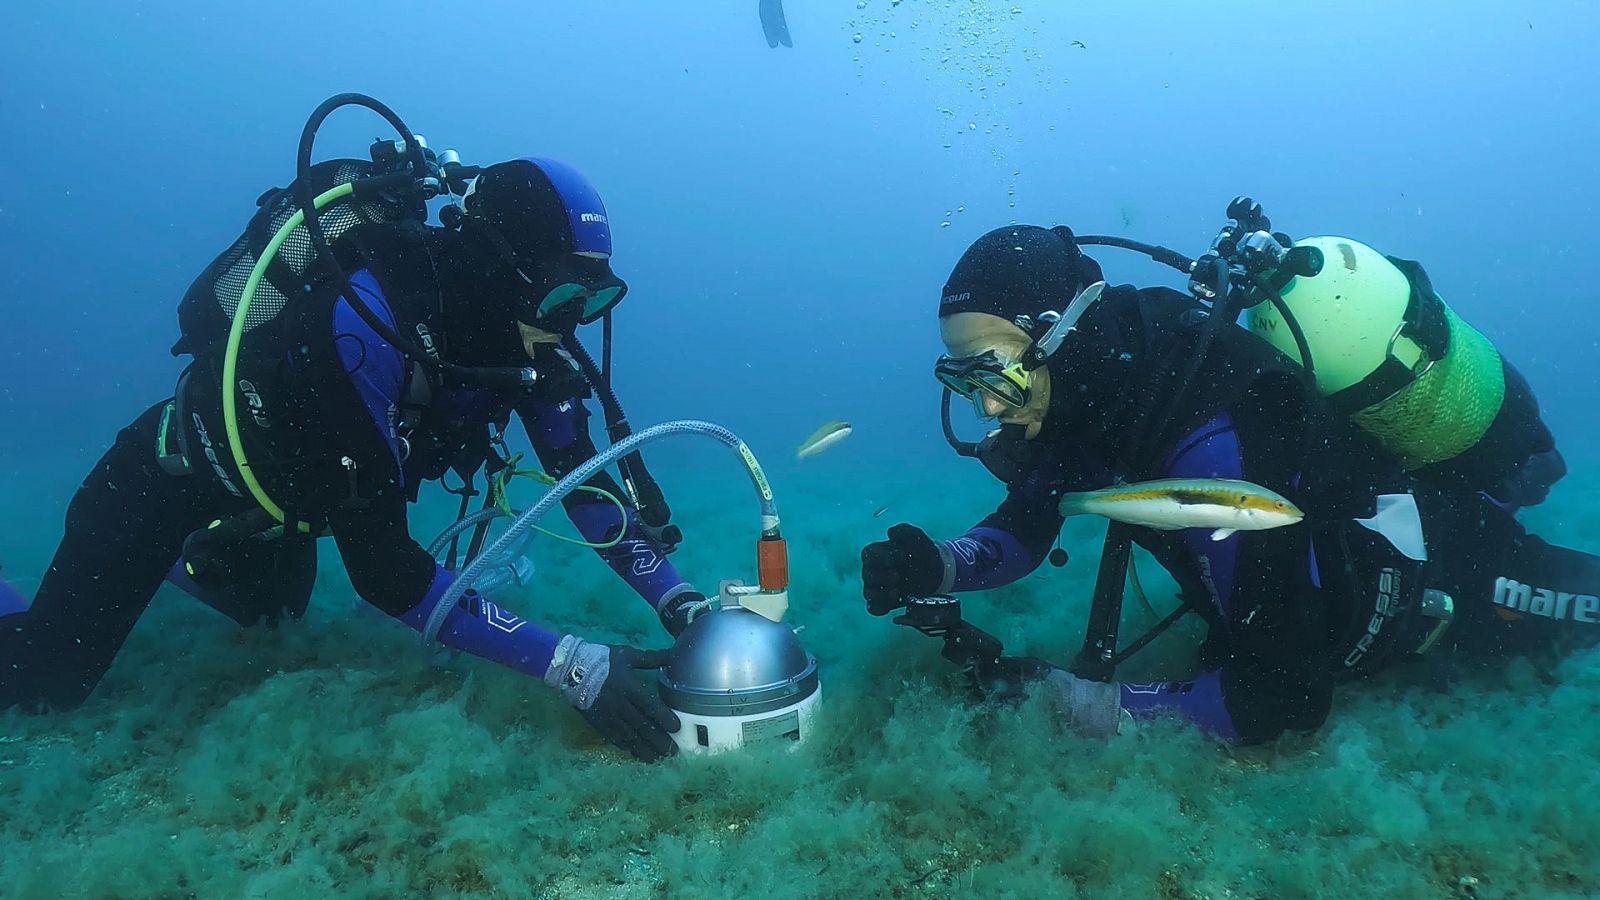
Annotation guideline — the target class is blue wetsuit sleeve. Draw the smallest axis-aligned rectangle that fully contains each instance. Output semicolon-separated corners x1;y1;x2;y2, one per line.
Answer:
327;471;567;671
396;567;562;676
941;527;1041;592
334;269;408;483
942;467;1066;592
516;395;691;611
1120;672;1240;741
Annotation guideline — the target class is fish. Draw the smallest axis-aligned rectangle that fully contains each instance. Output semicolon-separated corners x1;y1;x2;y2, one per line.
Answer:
796;420;851;459
1057;478;1304;541
759;0;793;48
871;504;891;519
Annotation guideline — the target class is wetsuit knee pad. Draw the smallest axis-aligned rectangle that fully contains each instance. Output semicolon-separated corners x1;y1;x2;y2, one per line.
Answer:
171;531;317;627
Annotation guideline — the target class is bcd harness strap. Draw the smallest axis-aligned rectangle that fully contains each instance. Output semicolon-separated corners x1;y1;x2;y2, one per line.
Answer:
156;367;197;477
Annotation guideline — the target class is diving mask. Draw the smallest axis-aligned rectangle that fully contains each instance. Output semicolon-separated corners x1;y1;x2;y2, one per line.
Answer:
509;246;630;331
535;281;626;326
934;281;1108;414
934;350;1032;411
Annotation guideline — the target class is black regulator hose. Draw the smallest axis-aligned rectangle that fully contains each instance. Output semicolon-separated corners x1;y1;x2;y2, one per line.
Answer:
562;336;677;535
1074;235;1195;277
290;93;535;392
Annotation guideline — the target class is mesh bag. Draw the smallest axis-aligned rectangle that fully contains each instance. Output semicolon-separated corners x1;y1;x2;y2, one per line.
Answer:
1350;305;1506;470
172;159;416;357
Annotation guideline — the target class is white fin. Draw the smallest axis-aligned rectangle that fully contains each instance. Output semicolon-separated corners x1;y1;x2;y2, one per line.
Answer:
1210;528;1237;541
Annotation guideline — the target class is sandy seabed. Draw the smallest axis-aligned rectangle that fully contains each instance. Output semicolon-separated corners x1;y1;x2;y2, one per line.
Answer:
3;453;1599;899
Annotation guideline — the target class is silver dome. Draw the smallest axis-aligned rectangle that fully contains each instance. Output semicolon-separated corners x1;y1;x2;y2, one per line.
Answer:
658;607;819;716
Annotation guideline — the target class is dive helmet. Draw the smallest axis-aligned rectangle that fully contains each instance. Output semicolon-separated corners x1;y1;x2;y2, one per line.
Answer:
463;158;629;332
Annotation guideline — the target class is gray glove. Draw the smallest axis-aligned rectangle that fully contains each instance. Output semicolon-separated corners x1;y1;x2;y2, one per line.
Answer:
1044;670;1129;737
544;636;681;762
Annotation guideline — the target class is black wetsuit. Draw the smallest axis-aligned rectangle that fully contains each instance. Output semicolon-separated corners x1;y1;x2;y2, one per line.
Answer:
0;225;688;712
938;284;1600;742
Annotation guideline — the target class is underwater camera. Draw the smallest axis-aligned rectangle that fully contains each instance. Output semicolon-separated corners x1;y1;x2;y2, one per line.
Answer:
894;594;1052;699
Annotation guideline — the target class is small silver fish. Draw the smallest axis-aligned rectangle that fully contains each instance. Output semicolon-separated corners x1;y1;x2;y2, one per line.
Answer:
797;420;852;460
1058;478;1304;541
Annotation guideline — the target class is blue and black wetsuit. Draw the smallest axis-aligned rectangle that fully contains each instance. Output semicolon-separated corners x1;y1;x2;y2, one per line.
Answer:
0;229;685;712
322;269;690;681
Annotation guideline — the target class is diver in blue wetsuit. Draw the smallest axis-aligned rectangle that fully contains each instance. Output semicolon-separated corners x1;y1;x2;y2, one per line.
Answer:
1;158;703;761
862;224;1599;743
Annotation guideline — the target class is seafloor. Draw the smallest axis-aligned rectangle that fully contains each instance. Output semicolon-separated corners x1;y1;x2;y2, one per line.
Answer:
2;448;1597;899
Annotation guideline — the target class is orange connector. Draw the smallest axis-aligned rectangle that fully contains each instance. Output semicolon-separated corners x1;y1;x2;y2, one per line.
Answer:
757;536;789;591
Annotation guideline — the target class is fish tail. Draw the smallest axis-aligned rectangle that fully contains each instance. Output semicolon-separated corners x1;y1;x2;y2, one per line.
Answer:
1056;492;1091;516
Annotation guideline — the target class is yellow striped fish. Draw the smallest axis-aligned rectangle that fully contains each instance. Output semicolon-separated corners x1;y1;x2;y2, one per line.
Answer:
1057;478;1304;541
796;420;852;460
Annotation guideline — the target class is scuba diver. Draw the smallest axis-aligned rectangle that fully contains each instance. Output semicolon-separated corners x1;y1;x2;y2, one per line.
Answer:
863;208;1596;743
0;97;700;763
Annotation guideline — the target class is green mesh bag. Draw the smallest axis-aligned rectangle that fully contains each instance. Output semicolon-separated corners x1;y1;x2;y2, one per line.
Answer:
1349;306;1505;470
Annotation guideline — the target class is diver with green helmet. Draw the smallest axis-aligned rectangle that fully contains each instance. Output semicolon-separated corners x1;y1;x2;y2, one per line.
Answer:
863;198;1597;743
0;94;703;762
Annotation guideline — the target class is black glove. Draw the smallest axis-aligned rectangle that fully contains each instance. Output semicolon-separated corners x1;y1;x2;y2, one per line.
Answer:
860;523;945;616
640;520;683;555
658;589;713;637
545;637;681;762
1492;447;1567;508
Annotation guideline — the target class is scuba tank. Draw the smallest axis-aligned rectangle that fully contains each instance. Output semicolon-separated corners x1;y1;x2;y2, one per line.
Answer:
1243;235;1547;489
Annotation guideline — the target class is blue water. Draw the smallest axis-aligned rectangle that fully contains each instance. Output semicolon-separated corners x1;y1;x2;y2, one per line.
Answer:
2;2;1599;897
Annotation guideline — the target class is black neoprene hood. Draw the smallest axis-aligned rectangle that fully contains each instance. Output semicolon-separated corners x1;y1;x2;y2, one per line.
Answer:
940;224;1104;324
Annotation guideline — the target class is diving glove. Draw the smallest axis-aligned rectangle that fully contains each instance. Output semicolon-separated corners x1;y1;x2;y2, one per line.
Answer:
1044;670;1130;738
658;589;713;637
544;636;681;762
861;524;945;616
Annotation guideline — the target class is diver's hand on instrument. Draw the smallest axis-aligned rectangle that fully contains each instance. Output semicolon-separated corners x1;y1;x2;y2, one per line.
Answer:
1044;669;1130;738
860;523;945;616
544;636;681;762
640;520;683;555
658;589;713;637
